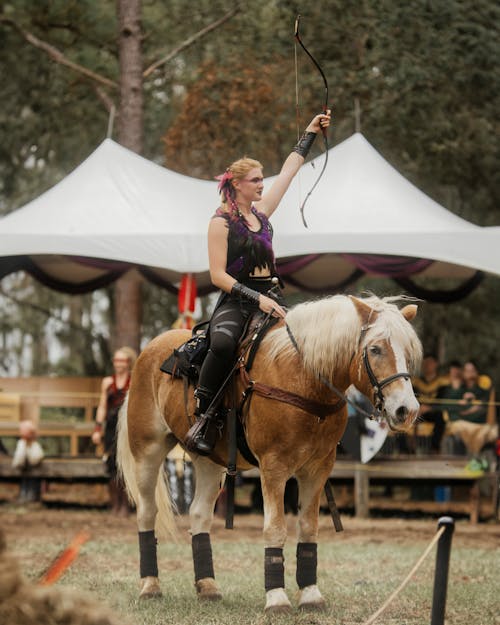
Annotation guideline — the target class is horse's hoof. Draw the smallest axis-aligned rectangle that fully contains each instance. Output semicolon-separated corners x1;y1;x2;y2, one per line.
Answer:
299;600;327;612
264;604;293;615
139;576;162;599
195;577;222;601
264;588;292;613
298;585;326;611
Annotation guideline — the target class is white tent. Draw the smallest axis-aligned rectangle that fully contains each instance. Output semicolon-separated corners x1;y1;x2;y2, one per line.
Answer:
0;133;497;295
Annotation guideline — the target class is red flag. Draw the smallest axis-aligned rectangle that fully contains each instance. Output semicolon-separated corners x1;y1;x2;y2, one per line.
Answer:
177;273;197;329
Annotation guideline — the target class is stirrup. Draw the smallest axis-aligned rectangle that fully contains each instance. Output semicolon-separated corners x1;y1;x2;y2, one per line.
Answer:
184;415;216;456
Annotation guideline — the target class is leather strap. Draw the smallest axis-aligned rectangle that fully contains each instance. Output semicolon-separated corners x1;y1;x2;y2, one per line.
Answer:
239;365;345;420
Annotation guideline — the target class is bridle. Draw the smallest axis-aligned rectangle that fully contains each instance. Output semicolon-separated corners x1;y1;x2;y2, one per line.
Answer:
286;322;411;420
362;346;411;413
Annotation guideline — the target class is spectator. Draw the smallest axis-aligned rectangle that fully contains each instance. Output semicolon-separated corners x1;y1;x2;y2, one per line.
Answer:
442;360;496;462
92;346;137;516
457;360;490;424
411;353;449;453
438;360;464;422
12;419;44;503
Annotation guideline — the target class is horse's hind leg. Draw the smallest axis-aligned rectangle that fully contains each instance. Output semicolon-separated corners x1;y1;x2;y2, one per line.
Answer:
295;469;331;611
135;439;169;599
189;455;225;601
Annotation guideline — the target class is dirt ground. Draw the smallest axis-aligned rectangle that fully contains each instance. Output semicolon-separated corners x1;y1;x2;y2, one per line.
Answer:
1;502;499;551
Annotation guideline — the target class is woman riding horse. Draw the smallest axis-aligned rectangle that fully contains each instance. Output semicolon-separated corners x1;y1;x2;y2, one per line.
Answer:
184;110;331;456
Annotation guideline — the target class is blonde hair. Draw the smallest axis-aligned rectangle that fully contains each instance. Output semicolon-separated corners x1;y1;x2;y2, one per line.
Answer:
220;157;263;210
115;346;138;369
228;157;263;181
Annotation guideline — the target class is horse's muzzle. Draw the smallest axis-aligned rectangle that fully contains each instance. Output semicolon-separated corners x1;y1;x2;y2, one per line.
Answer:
384;400;420;432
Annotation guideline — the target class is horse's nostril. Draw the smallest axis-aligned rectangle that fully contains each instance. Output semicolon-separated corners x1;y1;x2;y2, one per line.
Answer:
396;406;408;420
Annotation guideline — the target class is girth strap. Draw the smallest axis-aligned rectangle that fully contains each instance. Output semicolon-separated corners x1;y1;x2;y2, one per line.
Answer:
239;364;345;420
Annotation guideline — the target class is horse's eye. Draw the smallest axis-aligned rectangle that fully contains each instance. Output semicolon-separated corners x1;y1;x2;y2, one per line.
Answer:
369;345;382;356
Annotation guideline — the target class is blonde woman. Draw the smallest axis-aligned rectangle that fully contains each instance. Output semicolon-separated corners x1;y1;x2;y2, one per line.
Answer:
185;111;331;455
92;346;137;515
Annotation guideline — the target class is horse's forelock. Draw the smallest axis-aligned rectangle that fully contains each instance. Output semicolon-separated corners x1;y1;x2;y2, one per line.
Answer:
362;297;423;374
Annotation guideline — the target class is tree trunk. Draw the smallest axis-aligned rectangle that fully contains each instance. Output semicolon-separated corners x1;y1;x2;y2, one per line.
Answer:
114;0;144;353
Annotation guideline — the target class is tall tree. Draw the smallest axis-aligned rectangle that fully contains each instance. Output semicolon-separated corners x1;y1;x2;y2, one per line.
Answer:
114;0;144;353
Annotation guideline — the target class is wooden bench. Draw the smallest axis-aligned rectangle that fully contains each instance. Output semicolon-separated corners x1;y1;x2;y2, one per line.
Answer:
0;455;496;522
242;456;497;524
0;456;108;481
0;377;101;456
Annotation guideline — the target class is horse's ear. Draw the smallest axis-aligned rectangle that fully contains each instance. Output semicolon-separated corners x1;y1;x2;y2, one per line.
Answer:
350;296;375;326
401;304;418;322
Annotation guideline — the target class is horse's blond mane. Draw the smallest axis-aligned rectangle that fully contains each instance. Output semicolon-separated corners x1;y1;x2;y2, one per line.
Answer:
264;294;422;379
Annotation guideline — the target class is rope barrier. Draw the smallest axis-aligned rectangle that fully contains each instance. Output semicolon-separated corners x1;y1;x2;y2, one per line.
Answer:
416;395;498;407
361;525;446;625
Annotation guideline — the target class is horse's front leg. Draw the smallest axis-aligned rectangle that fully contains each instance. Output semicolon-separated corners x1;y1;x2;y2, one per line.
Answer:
295;467;332;611
188;455;226;601
259;466;292;614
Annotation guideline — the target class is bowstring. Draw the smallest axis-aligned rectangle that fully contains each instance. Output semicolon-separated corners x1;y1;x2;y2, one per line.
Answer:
294;30;303;213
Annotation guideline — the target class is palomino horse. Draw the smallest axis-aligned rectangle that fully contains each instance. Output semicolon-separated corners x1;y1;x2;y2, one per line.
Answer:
117;294;422;613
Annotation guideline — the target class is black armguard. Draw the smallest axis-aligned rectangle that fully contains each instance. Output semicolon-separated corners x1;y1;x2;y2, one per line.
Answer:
292;131;317;158
231;282;261;305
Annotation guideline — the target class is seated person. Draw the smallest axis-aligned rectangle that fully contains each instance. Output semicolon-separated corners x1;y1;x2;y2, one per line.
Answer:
12;419;45;503
442;360;496;459
438;360;464;422
457;360;490;424
411;353;449;453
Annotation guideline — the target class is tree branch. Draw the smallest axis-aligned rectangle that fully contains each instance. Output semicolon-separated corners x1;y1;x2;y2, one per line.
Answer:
0;16;118;89
143;5;240;78
94;84;116;114
0;285;106;342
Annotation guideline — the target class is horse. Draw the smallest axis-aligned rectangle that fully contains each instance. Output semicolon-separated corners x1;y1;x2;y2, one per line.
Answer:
117;294;422;613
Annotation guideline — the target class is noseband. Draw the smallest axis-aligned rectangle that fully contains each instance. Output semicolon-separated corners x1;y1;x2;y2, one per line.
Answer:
362;346;411;412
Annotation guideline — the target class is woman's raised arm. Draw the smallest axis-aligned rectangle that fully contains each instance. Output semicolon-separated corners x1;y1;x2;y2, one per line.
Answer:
256;110;331;217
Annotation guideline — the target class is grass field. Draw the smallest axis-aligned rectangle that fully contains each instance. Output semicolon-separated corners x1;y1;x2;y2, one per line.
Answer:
2;507;499;625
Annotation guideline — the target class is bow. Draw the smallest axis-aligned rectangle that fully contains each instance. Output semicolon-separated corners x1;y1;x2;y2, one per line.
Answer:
294;14;329;228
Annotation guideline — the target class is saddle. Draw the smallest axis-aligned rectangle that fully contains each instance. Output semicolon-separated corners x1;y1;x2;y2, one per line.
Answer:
159;313;271;384
160;320;210;382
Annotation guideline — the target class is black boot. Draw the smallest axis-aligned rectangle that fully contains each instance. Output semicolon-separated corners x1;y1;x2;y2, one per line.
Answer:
184;387;219;456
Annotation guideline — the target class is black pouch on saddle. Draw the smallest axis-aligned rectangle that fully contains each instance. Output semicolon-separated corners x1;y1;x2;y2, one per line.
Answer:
160;321;209;382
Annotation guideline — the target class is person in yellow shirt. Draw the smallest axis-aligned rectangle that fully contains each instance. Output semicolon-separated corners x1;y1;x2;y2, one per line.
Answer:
412;353;449;452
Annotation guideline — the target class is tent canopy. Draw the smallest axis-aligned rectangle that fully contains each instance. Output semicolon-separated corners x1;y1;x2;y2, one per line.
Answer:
0;133;496;297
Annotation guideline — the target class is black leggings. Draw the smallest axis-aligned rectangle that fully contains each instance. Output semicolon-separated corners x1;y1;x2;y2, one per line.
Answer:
197;279;284;398
197;297;252;396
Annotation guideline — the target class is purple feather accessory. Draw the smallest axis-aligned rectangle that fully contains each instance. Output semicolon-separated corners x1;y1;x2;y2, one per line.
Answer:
215;169;233;194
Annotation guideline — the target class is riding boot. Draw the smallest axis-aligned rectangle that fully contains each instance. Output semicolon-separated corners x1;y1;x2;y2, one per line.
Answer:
184;386;219;456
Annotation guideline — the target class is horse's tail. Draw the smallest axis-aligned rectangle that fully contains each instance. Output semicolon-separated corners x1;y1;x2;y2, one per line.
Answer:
116;394;178;541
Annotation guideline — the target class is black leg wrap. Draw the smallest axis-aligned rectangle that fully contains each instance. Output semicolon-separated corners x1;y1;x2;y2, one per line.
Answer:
296;542;317;589
138;530;158;578
192;533;215;581
264;547;285;591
